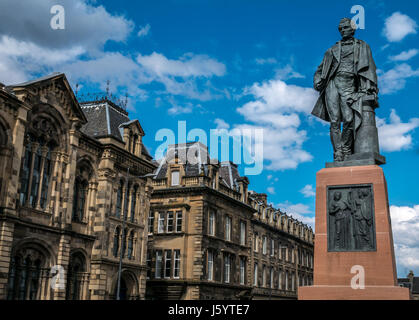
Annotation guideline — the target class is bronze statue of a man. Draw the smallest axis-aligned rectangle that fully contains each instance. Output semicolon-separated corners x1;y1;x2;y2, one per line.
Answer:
312;18;379;162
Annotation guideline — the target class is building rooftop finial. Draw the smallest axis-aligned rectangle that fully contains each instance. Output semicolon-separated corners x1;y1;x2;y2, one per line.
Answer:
106;80;110;98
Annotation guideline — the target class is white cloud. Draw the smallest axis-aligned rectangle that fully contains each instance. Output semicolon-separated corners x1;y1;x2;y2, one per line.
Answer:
214;118;230;130
137;24;151;38
389;49;419;61
63;52;150;100
267;187;275;194
300;184;315;198
239;79;317;123
255;57;277;65
137;52;226;78
136;52;226;101
377;109;419;152
233;78;317;170
277;201;315;228
383;12;418;42
378;63;419;94
0;0;134;54
0;35;86;84
0;1;225;110
274;65;305;80
168;105;193;115
390;205;419;276
231;123;312;170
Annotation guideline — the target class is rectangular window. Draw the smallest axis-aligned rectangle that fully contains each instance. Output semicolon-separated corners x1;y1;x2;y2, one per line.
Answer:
262;265;266;287
207;251;213;281
270;239;275;257
254;233;259;252
176;211;182;232
167;212;174;233
254;263;258;286
225;216;231;241
146;251;152;279
164;250;172;278
155;250;162;279
262;236;267;255
240;257;246;285
209;211;215;236
224;254;231;283
270;267;274;289
278;270;282;289
148;213;154;234
158;212;165;233
240;221;246;246
171;171;179;186
174;250;181;279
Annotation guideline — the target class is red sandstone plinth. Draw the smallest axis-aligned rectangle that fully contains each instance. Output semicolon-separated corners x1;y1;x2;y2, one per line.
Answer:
298;165;410;300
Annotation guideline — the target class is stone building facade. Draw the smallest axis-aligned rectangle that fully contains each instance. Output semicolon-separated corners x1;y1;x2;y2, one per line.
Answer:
146;142;314;300
0;73;155;300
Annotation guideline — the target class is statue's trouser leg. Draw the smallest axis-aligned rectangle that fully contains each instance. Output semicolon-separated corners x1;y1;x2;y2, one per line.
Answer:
325;80;343;161
335;73;356;159
341;99;354;159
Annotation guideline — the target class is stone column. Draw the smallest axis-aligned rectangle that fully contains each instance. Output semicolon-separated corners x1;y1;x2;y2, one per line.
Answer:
26;142;39;207
35;146;49;210
4;106;28;211
0;221;14;299
52;235;71;300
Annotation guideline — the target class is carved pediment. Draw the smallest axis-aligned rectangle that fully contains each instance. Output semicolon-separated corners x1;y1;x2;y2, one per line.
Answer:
7;73;87;126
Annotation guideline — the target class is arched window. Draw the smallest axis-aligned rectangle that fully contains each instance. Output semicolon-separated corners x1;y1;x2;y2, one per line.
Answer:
113;227;120;258
122;228;128;257
7;251;44;300
19;142;32;206
116;181;123;218
130;186;138;223
72;179;88;222
72;160;94;223
39;150;52;209
29;147;42;208
66;252;86;300
19;114;60;210
127;231;134;260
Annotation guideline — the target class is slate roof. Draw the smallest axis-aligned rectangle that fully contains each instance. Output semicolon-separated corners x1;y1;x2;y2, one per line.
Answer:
153;143;242;192
79;98;152;159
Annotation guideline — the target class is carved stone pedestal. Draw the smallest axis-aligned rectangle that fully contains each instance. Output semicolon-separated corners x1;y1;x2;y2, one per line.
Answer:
298;165;410;300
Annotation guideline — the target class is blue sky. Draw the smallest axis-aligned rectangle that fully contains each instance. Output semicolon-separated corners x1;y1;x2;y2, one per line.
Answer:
0;0;418;277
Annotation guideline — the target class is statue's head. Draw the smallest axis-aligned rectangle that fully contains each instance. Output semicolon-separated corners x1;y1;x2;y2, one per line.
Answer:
334;192;342;200
338;18;356;40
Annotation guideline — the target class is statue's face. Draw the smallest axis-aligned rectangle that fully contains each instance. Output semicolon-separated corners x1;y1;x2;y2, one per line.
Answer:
334;192;341;200
339;20;356;39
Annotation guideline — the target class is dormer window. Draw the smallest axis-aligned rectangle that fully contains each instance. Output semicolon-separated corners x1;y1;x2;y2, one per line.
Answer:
171;171;179;186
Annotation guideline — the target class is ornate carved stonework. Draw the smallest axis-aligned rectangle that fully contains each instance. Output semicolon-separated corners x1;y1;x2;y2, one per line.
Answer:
327;184;376;251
